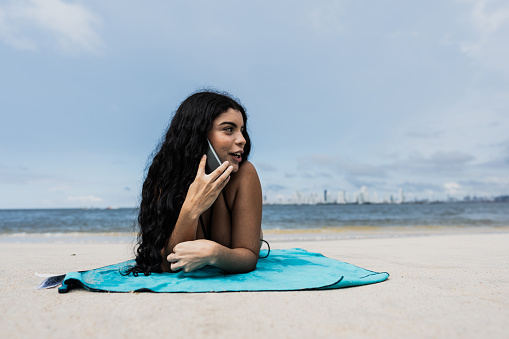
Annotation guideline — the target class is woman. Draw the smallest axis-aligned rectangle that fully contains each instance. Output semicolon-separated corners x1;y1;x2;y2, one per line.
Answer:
127;91;263;276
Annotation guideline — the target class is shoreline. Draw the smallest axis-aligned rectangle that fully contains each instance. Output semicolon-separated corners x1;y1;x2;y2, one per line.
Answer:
1;225;508;243
1;232;508;338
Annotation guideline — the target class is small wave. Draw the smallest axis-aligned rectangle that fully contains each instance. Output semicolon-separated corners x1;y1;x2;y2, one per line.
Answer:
0;232;137;244
0;232;136;237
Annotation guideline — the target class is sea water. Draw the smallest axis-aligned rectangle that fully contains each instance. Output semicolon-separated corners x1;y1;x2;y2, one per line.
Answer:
1;202;508;237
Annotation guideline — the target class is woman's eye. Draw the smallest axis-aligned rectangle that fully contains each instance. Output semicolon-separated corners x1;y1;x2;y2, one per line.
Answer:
224;127;233;132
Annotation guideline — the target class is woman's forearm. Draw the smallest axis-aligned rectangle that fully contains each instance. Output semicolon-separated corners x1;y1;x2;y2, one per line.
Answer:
209;243;258;273
162;205;199;257
165;239;258;273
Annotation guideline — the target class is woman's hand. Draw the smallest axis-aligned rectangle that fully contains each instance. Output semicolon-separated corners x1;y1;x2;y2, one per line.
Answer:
167;239;218;272
182;155;234;219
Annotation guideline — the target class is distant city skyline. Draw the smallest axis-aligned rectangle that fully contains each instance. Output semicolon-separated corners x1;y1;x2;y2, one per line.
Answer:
262;186;505;206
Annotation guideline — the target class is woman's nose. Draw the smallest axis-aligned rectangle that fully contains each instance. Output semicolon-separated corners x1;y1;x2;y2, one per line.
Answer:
236;132;246;146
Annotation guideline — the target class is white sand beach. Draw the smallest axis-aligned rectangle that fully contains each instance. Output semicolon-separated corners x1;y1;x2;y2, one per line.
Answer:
1;232;508;338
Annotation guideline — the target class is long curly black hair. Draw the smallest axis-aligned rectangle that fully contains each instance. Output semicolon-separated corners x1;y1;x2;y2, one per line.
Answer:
125;91;251;276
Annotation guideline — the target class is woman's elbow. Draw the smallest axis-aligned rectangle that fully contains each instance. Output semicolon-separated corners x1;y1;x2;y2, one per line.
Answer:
225;250;258;273
243;260;257;273
241;252;258;273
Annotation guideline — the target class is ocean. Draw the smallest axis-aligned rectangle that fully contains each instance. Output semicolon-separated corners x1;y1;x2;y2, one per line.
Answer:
1;202;508;239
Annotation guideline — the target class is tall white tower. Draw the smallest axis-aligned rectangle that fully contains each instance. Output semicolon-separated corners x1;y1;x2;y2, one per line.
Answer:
372;191;378;204
359;186;368;204
337;190;346;204
399;188;405;204
294;191;303;205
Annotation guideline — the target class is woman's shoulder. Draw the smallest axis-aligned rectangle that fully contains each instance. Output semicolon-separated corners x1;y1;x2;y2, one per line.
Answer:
227;161;261;191
233;160;259;179
224;160;261;209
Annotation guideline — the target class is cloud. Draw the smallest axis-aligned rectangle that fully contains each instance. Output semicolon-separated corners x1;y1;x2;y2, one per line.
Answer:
298;154;387;178
264;184;286;192
468;0;509;33
428;151;475;165
0;9;36;50
0;0;103;55
397;151;476;170
459;177;509;191
459;0;509;72
406;130;443;139
338;161;385;177
67;195;103;203
444;182;462;195
308;0;346;35
400;181;442;192
387;31;424;39
344;176;384;189
48;185;70;192
501;139;509;163
255;162;277;172
0;168;53;185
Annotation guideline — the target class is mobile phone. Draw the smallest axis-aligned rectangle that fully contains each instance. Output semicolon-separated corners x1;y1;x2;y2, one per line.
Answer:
205;139;222;174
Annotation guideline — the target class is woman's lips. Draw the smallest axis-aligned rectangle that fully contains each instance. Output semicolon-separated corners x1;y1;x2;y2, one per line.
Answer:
229;152;242;163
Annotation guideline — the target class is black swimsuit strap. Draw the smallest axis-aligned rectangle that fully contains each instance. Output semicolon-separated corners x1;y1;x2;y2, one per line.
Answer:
259;239;270;258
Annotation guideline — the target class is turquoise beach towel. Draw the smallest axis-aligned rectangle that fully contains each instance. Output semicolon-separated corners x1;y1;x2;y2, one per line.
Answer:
59;248;389;293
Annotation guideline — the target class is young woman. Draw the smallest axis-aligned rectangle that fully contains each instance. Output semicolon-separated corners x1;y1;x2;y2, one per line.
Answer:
126;91;263;276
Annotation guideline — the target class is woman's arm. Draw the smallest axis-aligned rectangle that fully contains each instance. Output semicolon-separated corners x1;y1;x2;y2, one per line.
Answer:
166;161;263;273
166;240;257;273
160;155;233;271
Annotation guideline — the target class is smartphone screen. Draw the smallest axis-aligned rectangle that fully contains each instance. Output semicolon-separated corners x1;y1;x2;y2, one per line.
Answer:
205;139;222;174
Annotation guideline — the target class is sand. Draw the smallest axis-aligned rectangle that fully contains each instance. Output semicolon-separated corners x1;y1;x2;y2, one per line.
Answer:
1;233;508;339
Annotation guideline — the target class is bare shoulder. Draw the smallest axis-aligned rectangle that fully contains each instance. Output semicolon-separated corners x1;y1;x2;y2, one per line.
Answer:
225;161;261;200
230;161;260;185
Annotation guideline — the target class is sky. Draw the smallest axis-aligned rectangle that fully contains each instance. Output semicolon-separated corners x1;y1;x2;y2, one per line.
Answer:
1;0;508;208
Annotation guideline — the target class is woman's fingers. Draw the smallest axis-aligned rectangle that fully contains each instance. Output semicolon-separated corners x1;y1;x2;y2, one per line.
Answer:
167;240;214;273
209;161;230;182
168;255;191;272
215;165;233;188
217;170;232;190
167;253;178;262
197;156;230;184
196;155;207;177
168;253;183;271
170;261;183;271
184;157;233;216
170;261;202;273
211;164;233;187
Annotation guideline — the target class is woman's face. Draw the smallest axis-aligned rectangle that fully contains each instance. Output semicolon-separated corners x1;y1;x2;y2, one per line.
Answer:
207;108;246;173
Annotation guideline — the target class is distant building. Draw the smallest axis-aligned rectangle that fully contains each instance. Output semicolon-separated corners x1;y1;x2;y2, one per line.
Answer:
494;195;509;202
294;191;304;205
338;190;346;204
399;188;405;204
359;186;368;204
